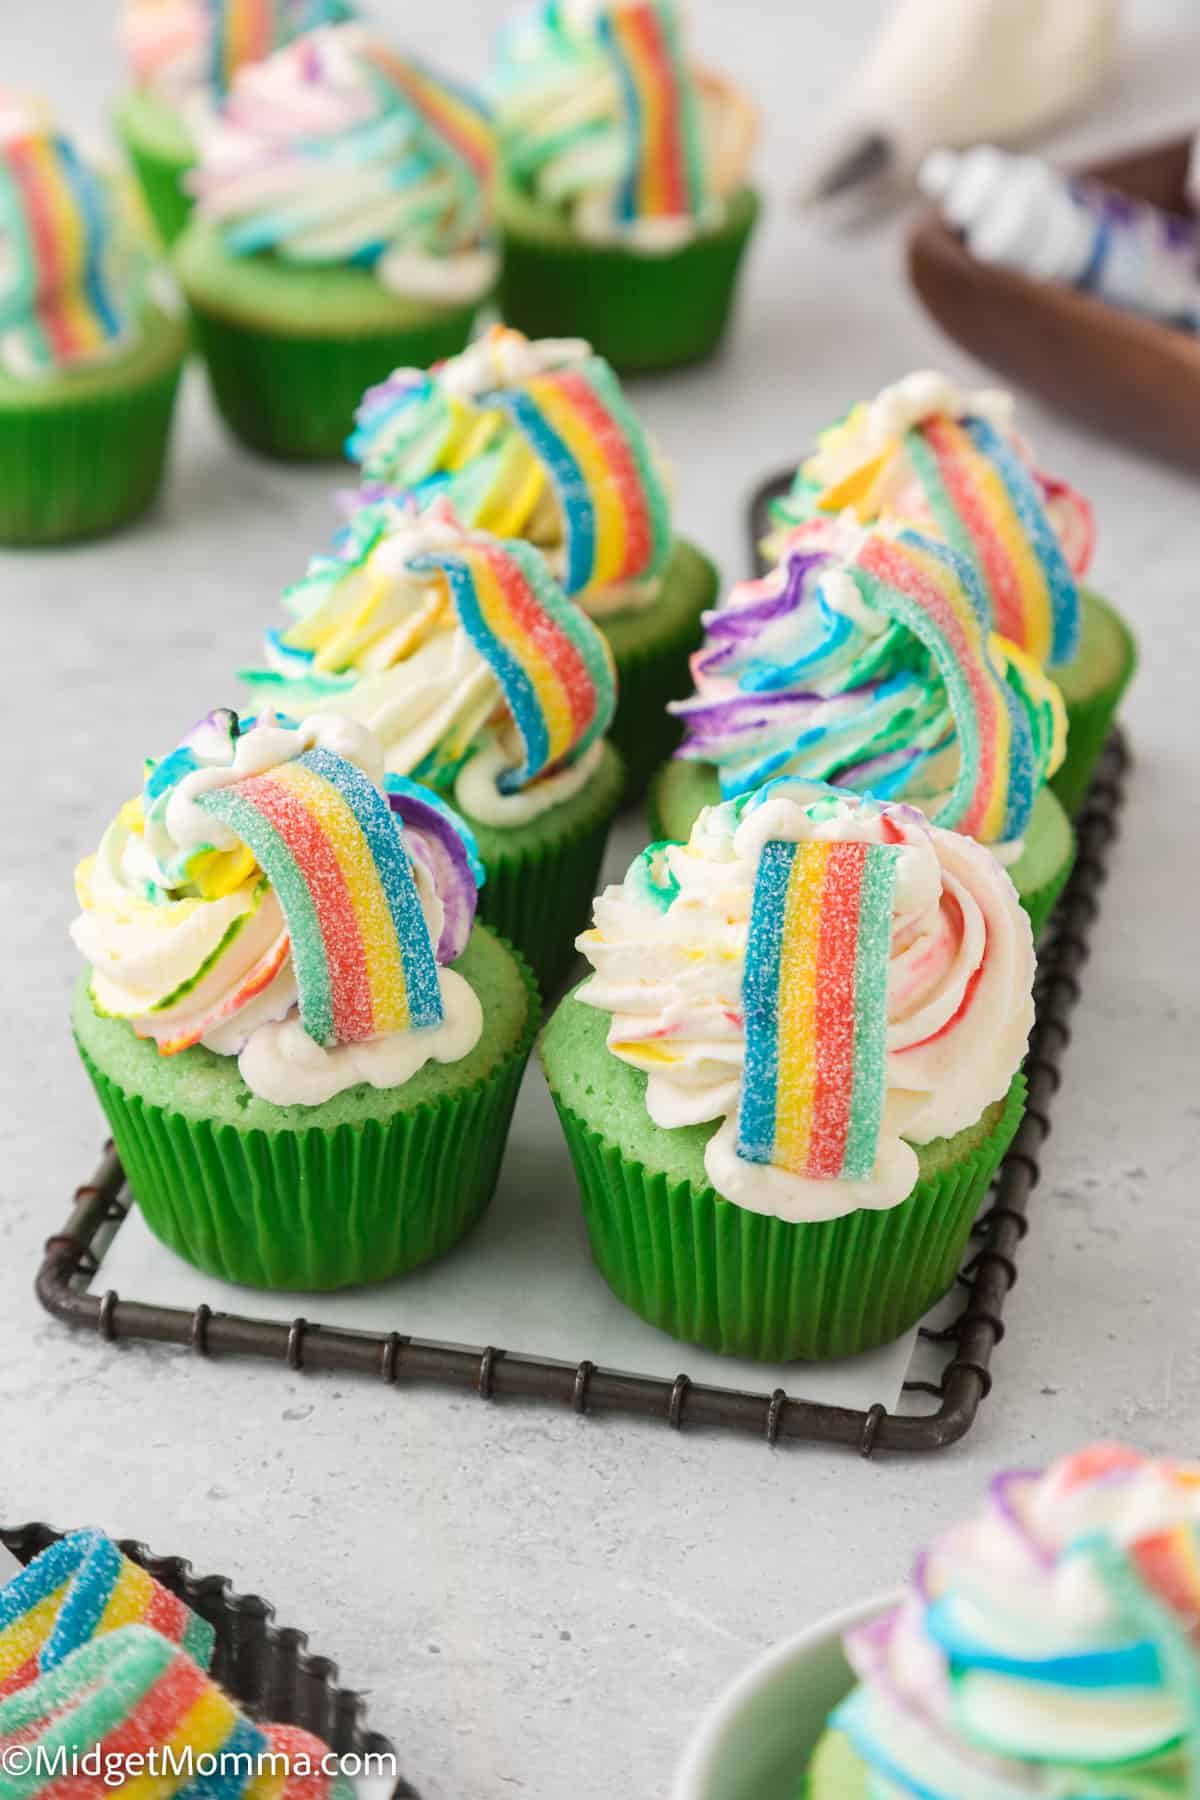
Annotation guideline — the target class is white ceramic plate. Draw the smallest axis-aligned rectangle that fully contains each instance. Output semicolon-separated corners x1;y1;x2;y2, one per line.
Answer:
672;1594;897;1800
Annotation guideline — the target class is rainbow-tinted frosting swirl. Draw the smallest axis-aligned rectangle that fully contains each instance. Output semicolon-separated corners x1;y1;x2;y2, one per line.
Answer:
491;0;757;249
672;517;1066;860
576;781;1034;1219
835;1443;1200;1797
187;23;496;301
243;499;617;828
122;0;355;103
71;709;485;1106
0;97;158;379
347;327;672;618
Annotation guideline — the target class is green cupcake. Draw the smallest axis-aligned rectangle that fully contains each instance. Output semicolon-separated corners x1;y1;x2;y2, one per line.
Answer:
764;370;1137;814
542;782;1033;1361
345;326;719;795
70;708;537;1290
653;517;1075;940
0;102;186;546
490;0;761;372
173;22;497;460
114;0;356;246
243;505;624;995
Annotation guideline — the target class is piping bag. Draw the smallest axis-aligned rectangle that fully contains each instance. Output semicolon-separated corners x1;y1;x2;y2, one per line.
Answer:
796;0;1120;205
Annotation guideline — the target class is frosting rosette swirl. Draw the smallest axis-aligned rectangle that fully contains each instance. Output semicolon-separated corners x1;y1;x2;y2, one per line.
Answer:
71;709;485;1106
0;96;159;379
121;0;355;104
575;780;1034;1221
491;0;757;250
187;22;497;302
243;499;618;828
769;370;1094;670
835;1442;1200;1797
346;325;673;618
672;517;1066;862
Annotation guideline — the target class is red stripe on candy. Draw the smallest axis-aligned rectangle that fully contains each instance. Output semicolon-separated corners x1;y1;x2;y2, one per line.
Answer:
0;1658;39;1700
806;843;866;1178
234;773;374;1043
551;369;652;580
483;544;596;739
627;4;688;216
1131;1533;1200;1634
925;418;1024;645
144;1581;190;1645
39;1657;206;1800
6;141;76;363
858;536;999;840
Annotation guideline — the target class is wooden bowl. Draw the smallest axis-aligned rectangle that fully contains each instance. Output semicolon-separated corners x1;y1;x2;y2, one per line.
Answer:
908;135;1200;469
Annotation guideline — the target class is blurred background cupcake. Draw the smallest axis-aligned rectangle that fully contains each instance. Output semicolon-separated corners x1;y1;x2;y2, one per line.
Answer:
0;93;187;545
70;707;538;1290
766;370;1138;816
174;21;497;459
347;325;719;793
542;780;1033;1361
654;518;1074;937
243;502;624;992
115;0;355;246
490;0;760;372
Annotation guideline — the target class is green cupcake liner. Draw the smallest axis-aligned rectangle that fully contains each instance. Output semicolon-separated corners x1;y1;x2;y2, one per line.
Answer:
0;310;186;546
75;940;540;1292
185;300;482;460
496;183;761;374
601;539;719;800
465;740;625;997
545;1072;1026;1362
1051;592;1138;817
114;91;197;247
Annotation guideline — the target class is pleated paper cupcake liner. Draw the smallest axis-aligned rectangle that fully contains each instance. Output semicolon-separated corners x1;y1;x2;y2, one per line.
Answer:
602;540;718;800
468;741;626;997
497;185;761;374
545;1075;1026;1363
186;301;482;461
76;945;539;1292
0;338;185;546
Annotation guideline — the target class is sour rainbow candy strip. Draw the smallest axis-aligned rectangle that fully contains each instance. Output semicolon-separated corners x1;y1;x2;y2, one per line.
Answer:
737;839;897;1182
0;1532;213;1701
409;537;615;792
849;531;1036;844
208;0;351;96
480;358;670;596
0;130;123;368
595;1;706;221
903;414;1080;668
360;40;494;194
198;747;443;1048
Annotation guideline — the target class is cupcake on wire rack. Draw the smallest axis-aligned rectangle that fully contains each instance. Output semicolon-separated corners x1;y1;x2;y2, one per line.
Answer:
71;708;539;1290
490;0;760;371
0;94;187;545
765;370;1137;814
345;325;720;793
174;22;497;459
651;516;1075;937
541;778;1034;1361
115;0;355;245
242;501;623;993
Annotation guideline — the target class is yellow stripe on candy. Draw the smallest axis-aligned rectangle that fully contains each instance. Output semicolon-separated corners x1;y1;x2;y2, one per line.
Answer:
527;378;629;591
993;634;1068;777
270;760;411;1035
118;1684;242;1800
0;1586;68;1678
620;14;668;215
96;1560;155;1634
773;841;830;1173
967;444;1054;666
468;553;576;765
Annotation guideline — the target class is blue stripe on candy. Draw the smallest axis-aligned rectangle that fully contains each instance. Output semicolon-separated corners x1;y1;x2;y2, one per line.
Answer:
411;549;552;781
965;416;1081;667
480;387;596;595
44;1533;120;1668
298;748;444;1029
0;1532;78;1633
55;136;121;342
735;839;793;1165
595;13;644;223
175;1713;265;1800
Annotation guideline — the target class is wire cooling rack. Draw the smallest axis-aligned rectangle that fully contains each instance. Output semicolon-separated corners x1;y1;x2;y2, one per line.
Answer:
33;473;1131;1456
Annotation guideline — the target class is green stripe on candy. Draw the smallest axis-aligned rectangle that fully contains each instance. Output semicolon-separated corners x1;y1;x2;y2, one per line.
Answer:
842;845;898;1181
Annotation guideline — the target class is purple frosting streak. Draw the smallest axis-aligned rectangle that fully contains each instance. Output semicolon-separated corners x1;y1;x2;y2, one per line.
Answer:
386;788;478;964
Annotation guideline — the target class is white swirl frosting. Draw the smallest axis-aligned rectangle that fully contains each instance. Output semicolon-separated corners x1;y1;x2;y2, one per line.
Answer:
575;783;1034;1221
72;712;483;1106
187;23;497;303
838;1443;1200;1796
